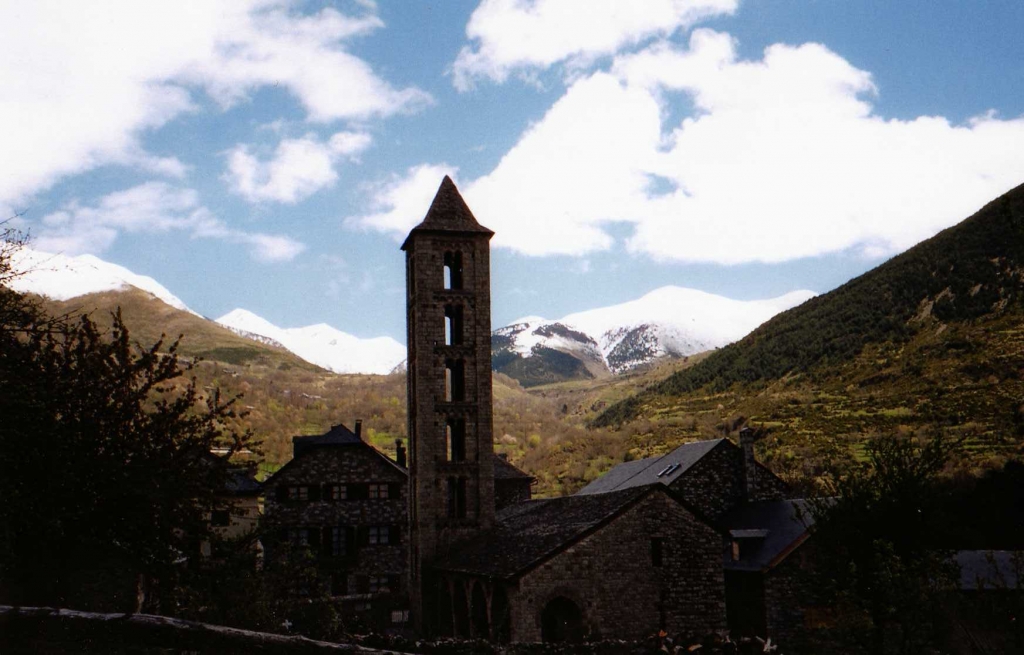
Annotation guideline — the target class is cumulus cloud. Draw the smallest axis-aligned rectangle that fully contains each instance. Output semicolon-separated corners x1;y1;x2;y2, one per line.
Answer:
0;1;429;206
452;0;737;90
225;131;372;203
363;29;1024;264
35;182;305;263
347;164;459;234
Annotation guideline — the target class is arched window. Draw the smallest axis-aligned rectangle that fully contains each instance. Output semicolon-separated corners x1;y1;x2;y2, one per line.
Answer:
444;305;464;345
446;418;466;462
445;359;465;402
491;586;511;644
447;477;467;519
452;582;470;637
443;251;463;290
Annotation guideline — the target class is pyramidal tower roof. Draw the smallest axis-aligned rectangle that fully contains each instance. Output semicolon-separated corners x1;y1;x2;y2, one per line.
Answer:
401;176;493;250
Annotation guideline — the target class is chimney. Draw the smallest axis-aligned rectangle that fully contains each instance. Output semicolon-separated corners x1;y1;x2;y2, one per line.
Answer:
395;439;407;468
354;420;362;440
739;426;757;501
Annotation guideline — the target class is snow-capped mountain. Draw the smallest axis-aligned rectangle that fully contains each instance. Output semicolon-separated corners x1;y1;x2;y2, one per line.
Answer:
493;286;817;381
7;246;406;376
8;246;196;314
216;309;406;376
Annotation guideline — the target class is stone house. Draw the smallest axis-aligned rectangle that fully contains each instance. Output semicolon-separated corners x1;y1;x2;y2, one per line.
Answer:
262;421;410;625
432;484;727;642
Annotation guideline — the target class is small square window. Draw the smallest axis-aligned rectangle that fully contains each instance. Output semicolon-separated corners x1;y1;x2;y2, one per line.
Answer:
288;485;309;501
369;483;389;500
391;610;410;624
327;484;347;500
369;576;389;593
210;510;230;527
369;525;390;545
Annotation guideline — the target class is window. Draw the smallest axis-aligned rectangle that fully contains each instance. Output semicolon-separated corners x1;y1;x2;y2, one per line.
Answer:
369;483;389;500
210;510;230;527
443;251;463;290
446;417;466;462
447;477;467;519
445;359;465;402
331;573;348;597
327;484;347;500
651;537;664;567
287;485;309;501
369;525;392;545
391;610;410;624
347;483;369;500
288;527;313;547
444;305;464;346
329;526;347;556
369;576;389;593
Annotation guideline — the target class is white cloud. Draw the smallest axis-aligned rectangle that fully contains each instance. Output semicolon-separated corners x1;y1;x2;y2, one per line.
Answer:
347;164;459;235
35;182;305;263
225;131;372;203
0;1;429;206
365;30;1024;264
452;0;737;90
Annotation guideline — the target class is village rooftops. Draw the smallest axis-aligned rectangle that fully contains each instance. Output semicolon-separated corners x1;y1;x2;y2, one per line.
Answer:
576;439;724;495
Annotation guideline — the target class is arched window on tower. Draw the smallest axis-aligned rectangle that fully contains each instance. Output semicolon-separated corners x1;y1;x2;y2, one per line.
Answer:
443;251;463;290
446;417;466;462
444;305;464;346
445;359;465;402
447;476;467;519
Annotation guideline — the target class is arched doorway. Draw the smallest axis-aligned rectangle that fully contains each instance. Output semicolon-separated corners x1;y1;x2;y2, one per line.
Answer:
470;581;490;638
491;585;511;643
541;596;584;643
452;582;470;637
436;581;454;637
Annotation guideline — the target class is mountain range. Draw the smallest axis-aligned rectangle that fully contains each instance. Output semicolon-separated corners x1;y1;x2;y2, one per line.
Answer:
494;287;815;386
8;246;814;380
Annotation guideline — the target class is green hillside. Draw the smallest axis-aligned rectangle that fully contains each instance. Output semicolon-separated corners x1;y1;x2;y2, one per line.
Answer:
596;181;1024;428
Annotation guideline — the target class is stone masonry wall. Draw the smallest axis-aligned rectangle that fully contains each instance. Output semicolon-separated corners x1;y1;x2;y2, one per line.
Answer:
508;491;726;642
763;541;818;645
671;442;788;521
264;445;408;594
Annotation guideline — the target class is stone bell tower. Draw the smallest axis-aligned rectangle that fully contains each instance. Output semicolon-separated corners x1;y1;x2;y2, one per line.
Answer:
402;176;495;632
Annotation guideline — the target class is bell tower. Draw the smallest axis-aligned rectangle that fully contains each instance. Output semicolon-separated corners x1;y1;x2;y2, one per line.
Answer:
402;176;495;632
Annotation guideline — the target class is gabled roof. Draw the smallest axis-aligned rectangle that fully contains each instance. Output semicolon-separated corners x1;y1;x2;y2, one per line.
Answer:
493;454;534;480
434;486;651;579
400;176;493;250
265;424;407;487
292;423;361;458
576;439;725;495
721;499;814;572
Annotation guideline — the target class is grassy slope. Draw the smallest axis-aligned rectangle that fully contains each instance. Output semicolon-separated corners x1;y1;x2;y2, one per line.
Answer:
596;181;1024;428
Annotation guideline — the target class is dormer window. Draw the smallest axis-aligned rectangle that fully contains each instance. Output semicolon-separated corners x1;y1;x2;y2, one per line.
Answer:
443;251;463;290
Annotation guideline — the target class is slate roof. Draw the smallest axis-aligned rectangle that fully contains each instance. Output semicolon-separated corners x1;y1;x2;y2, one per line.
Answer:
434;486;653;579
401;176;493;250
576;439;725;495
292;423;362;458
955;550;1021;590
721;499;814;572
224;467;262;496
493;454;534;480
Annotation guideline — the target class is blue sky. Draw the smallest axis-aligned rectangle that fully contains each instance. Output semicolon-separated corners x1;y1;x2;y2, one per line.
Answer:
3;1;1024;343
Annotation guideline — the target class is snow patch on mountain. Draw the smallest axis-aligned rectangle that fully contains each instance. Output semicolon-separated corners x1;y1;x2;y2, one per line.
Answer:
7;246;197;314
499;286;817;373
217;309;406;376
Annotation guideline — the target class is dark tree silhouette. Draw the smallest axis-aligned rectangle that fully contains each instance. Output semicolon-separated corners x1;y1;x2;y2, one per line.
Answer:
0;232;258;610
